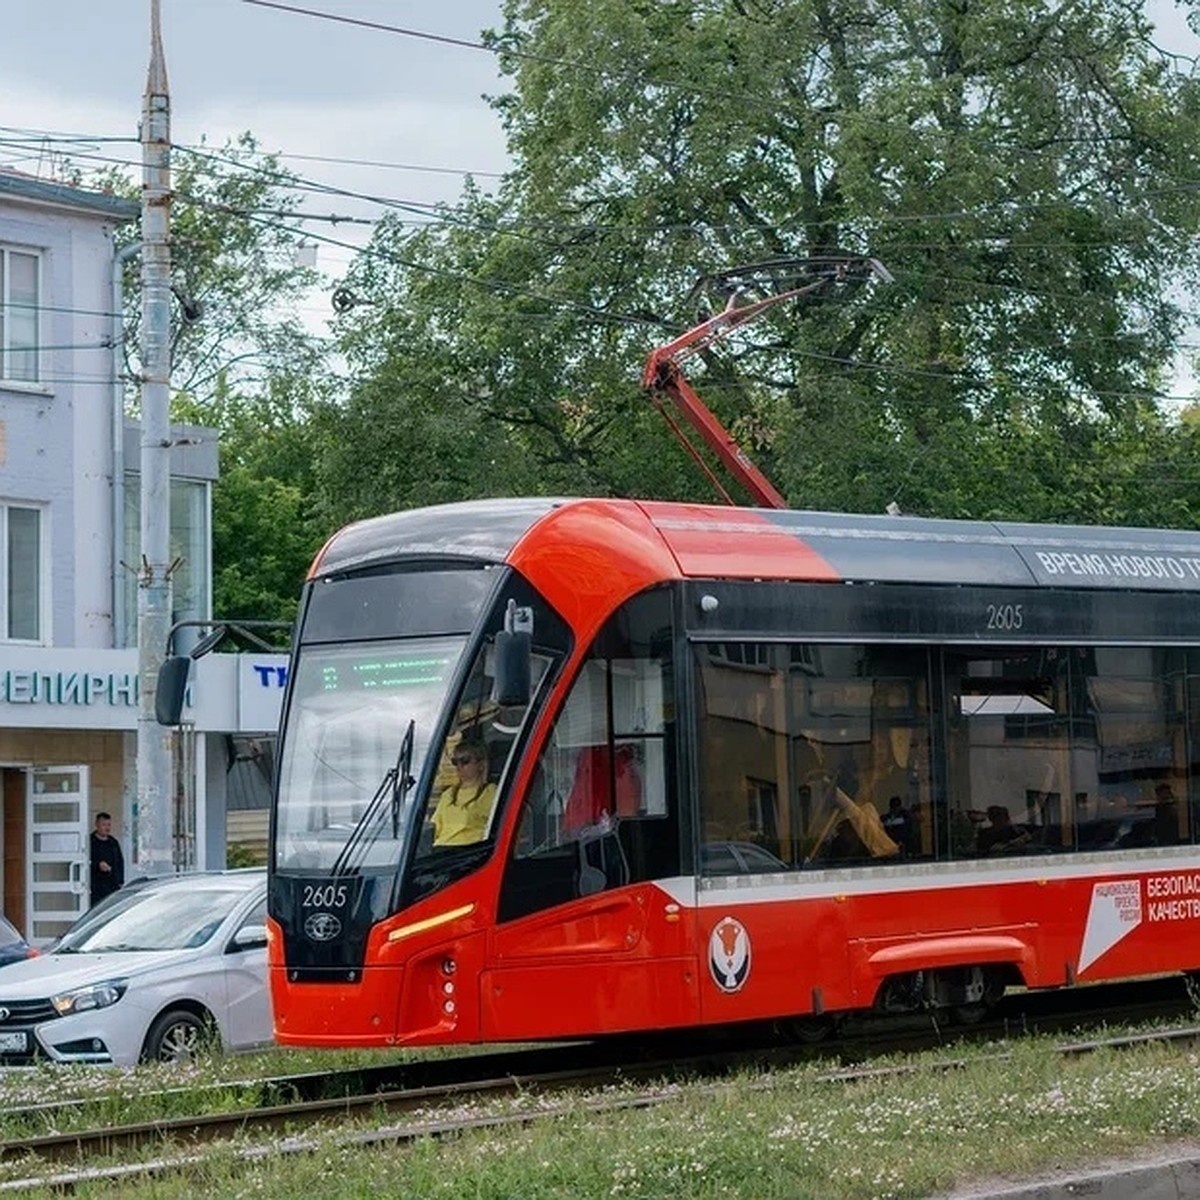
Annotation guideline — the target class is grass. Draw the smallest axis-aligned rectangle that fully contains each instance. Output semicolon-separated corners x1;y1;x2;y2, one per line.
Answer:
3;1026;1200;1198
0;1043;469;1138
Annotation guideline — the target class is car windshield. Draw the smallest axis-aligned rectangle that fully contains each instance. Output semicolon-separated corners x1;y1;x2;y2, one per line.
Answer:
0;918;24;949
55;884;251;953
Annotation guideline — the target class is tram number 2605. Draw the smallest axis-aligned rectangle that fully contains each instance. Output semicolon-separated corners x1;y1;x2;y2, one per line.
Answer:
302;883;349;909
985;603;1024;631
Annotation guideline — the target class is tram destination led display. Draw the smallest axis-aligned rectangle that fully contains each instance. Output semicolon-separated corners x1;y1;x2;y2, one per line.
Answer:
320;654;453;693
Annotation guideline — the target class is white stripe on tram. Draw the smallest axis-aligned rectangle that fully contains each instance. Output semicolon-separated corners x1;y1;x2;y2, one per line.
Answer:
652;847;1200;909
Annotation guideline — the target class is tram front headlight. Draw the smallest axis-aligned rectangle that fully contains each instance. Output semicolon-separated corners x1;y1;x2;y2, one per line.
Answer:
51;979;128;1016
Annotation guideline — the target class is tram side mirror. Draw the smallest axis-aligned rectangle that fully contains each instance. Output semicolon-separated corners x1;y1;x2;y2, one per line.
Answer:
492;601;533;707
493;629;531;707
155;655;192;726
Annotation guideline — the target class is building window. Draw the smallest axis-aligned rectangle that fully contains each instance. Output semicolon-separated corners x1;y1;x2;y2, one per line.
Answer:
0;248;40;384
3;503;43;641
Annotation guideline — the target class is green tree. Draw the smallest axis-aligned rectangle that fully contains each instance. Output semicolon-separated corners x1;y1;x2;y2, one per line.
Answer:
327;0;1200;526
175;374;325;623
91;135;330;618
104;134;324;406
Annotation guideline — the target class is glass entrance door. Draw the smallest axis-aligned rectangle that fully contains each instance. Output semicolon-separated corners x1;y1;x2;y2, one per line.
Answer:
27;766;89;944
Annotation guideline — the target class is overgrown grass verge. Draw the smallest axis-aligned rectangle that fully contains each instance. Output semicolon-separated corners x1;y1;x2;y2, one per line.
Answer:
5;1030;1200;1198
0;1045;442;1139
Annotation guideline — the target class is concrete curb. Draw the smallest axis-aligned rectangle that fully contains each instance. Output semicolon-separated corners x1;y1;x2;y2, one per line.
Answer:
934;1146;1200;1199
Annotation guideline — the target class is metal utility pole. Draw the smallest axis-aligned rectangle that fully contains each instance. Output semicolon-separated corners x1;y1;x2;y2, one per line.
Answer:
136;0;175;876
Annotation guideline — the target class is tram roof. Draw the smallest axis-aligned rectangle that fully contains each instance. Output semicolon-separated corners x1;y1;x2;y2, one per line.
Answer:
311;498;1200;593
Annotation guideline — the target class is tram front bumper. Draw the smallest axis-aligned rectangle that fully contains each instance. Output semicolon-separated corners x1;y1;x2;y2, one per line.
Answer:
271;963;407;1046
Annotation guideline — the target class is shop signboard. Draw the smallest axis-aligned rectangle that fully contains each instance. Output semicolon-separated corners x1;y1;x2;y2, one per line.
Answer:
0;648;287;734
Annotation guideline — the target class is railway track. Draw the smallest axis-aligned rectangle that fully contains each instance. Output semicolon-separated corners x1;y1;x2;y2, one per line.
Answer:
0;973;1193;1193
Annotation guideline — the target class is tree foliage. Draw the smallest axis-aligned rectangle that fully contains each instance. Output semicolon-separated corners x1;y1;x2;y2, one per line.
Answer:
92;135;328;619
104;134;324;406
174;374;325;623
325;0;1200;527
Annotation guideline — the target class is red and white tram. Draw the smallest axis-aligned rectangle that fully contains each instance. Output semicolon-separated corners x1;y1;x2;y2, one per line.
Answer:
267;498;1200;1045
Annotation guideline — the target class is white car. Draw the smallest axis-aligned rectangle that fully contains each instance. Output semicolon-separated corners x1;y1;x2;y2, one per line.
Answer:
0;869;270;1066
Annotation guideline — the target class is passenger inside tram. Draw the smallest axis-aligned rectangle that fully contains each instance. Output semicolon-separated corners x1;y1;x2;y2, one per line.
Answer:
812;786;901;861
561;742;644;833
804;752;901;863
1151;781;1182;844
803;712;920;863
880;795;914;851
975;805;1032;855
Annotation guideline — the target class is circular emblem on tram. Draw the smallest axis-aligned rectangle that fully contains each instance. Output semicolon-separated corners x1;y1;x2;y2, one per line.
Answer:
708;916;751;993
303;912;342;942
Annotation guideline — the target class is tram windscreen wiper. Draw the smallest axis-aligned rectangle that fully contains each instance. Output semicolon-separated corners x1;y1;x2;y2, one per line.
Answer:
391;717;414;841
330;719;415;878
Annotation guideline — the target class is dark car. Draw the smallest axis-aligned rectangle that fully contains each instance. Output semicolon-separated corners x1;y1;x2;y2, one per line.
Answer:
701;841;790;875
0;915;36;968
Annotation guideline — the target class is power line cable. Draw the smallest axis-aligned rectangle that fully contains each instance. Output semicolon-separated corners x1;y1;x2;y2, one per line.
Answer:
271;150;503;180
239;0;1200;169
7;130;1200;247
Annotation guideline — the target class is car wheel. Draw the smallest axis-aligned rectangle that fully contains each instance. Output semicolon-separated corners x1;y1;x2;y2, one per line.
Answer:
142;1008;219;1063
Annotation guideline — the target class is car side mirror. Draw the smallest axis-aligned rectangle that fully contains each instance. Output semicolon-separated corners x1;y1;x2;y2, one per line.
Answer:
228;924;268;952
155;656;192;726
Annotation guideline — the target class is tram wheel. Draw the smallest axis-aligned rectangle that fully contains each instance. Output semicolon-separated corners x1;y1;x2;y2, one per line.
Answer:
785;1016;834;1043
950;1002;990;1026
949;966;1006;1025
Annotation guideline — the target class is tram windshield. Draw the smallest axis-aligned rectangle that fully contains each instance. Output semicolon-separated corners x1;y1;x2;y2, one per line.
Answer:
273;637;467;872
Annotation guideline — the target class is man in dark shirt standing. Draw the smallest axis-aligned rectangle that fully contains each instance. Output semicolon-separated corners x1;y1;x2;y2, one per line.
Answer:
89;812;124;907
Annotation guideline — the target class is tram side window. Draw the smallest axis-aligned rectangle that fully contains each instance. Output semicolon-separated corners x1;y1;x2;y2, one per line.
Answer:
500;588;679;923
1185;662;1200;839
944;648;1068;857
943;646;1191;855
695;642;934;873
1085;648;1189;851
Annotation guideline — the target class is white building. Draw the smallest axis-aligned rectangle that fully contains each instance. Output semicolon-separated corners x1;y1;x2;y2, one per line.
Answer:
0;170;284;944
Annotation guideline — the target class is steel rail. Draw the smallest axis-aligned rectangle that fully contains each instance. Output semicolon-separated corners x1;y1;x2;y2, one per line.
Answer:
0;1041;601;1132
0;976;1194;1192
4;1017;1200;1195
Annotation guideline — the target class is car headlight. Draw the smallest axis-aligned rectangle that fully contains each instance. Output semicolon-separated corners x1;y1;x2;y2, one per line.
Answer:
50;979;128;1016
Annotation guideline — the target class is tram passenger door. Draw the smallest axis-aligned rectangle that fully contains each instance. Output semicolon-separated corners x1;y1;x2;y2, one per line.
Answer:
485;818;696;1040
482;605;697;1040
27;766;90;945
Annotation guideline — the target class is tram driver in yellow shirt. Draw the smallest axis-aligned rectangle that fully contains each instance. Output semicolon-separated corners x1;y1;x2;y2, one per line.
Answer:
432;730;497;847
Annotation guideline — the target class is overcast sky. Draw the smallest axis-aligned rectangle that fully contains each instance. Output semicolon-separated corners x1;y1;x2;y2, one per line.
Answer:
0;0;511;301
0;1;509;172
2;1;1198;346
